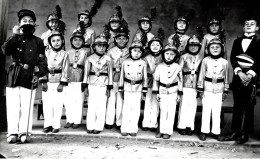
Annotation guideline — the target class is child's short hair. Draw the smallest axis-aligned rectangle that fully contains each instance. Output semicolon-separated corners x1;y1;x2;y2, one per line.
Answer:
244;16;259;26
17;9;36;22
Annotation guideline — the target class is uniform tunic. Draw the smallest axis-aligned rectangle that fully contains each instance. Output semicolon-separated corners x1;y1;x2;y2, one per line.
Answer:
153;62;183;135
119;58;148;134
82;53;113;131
3;33;48;136
197;56;229;135
177;53;203;131
64;48;88;125
142;54;162;129
106;46;129;126
167;33;190;55
41;49;69;129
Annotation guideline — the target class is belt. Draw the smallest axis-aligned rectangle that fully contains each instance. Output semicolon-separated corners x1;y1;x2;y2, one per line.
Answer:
49;68;62;74
159;82;178;88
89;72;108;76
205;77;224;83
183;70;198;75
124;78;143;85
113;68;121;72
70;63;84;69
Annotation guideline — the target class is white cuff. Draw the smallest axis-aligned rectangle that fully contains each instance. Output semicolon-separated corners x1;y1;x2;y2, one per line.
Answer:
247;70;256;77
234;67;242;75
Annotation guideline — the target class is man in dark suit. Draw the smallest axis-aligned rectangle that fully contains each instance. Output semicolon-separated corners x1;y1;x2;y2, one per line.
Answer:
225;16;260;144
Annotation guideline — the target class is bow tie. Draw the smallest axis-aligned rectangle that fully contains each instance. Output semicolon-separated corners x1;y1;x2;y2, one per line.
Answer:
242;35;255;39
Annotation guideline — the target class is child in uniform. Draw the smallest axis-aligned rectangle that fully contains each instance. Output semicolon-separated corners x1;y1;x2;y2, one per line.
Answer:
2;9;48;143
142;29;164;131
152;44;183;139
119;40;148;137
41;31;69;134
132;8;156;56
63;30;89;129
201;10;227;58
41;5;65;51
197;38;229;141
105;26;130;130
167;12;195;55
82;34;113;134
177;35;203;136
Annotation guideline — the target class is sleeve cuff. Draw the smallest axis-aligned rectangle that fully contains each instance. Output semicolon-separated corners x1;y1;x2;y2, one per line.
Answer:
178;91;183;96
224;90;229;94
118;86;123;92
142;87;148;93
234;67;242;75
39;79;48;83
107;85;113;90
152;90;159;94
247;70;256;77
81;83;88;88
197;87;204;92
60;81;68;86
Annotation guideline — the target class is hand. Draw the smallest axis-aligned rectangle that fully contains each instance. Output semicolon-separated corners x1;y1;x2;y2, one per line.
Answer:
141;92;146;101
42;83;48;92
31;76;38;86
81;83;88;92
106;89;110;97
156;94;160;101
238;71;250;86
85;88;89;97
199;92;203;99
222;93;228;101
13;25;21;34
57;84;63;92
176;95;181;103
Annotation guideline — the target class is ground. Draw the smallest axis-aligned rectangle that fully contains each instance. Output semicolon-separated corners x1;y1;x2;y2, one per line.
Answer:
0;134;259;159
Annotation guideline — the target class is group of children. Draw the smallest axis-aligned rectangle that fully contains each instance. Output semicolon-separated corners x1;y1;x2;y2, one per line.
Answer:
3;3;259;145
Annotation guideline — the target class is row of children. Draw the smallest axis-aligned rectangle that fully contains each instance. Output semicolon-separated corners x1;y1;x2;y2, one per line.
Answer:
3;2;259;145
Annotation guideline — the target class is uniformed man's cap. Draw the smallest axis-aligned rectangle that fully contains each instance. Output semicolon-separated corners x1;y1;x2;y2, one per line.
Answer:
17;9;36;22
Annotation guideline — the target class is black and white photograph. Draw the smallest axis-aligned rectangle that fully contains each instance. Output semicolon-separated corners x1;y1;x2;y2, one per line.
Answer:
0;0;260;158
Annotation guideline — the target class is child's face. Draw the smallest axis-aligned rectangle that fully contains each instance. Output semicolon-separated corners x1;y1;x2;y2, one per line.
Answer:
209;44;222;56
51;36;62;49
110;22;120;30
131;48;142;59
188;45;200;54
79;15;89;25
176;21;187;30
150;41;162;53
141;21;150;31
164;51;176;62
115;36;128;48
95;44;107;54
243;20;259;34
209;24;220;34
48;20;58;30
72;37;84;49
20;16;35;26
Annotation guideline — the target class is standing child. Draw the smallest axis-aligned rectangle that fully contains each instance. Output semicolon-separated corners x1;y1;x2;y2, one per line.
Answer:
142;28;164;131
74;0;103;53
63;30;89;129
177;35;203;136
119;40;148;137
152;44;183;139
132;8;156;56
105;26;130;130
2;9;48;143
82;34;113;134
167;11;195;55
104;6;127;50
41;5;65;51
224;16;260;144
41;31;69;134
201;9;227;58
197;38;229;141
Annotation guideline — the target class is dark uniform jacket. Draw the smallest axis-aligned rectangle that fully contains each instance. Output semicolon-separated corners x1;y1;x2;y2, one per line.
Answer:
2;34;48;89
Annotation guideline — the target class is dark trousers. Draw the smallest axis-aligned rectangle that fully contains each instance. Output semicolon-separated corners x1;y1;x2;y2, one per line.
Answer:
231;76;255;134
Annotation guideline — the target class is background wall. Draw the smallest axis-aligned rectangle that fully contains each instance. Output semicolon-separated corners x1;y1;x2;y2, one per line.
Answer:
4;0;260;78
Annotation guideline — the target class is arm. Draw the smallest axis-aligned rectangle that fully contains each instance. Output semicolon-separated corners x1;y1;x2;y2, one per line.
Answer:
197;59;206;92
152;66;160;94
118;62;125;92
142;61;148;93
223;61;229;94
